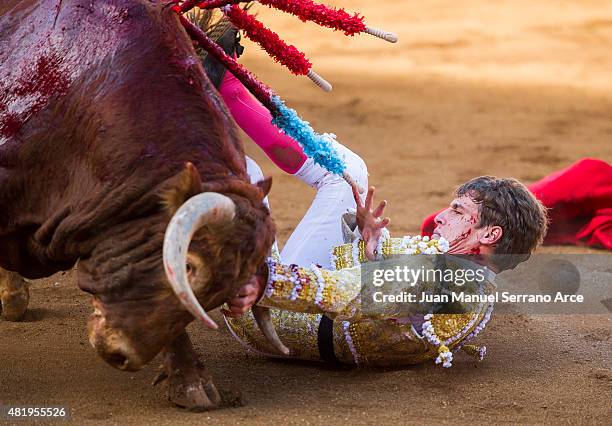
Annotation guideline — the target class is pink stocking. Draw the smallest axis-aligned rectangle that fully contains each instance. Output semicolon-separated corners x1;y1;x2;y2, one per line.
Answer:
218;71;307;174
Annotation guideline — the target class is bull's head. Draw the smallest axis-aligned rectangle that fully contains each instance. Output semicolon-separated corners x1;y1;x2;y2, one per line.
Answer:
85;163;277;371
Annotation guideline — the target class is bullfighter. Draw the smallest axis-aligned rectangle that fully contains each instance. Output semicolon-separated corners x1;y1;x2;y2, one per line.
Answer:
191;11;550;368
222;160;548;367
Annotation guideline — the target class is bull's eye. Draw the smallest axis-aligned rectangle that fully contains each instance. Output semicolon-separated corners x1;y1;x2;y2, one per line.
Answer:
186;263;194;276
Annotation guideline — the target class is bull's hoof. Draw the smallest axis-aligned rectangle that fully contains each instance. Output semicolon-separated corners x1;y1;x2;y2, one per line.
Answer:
169;372;222;412
154;332;224;411
155;363;222;411
0;281;30;321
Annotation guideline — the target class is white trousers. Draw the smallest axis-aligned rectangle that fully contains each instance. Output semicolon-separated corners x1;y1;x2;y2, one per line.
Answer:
246;144;368;269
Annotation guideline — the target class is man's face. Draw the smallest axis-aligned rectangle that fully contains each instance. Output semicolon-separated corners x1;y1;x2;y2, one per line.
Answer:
433;195;485;254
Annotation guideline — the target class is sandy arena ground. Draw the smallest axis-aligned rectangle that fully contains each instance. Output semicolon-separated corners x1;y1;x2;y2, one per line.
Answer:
1;0;611;424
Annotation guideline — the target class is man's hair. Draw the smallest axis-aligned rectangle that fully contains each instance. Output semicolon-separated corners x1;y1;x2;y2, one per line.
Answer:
456;176;548;271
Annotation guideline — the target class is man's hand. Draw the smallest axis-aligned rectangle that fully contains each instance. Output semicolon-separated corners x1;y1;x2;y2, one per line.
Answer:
351;183;391;261
222;269;267;318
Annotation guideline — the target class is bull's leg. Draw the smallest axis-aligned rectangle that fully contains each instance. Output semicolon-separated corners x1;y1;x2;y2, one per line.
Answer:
0;267;30;321
153;331;222;411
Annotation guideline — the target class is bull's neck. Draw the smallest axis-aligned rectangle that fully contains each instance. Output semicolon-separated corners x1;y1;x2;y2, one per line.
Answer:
5;166;176;277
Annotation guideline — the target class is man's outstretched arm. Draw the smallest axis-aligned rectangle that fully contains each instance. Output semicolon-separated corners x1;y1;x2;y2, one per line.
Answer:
351;184;391;261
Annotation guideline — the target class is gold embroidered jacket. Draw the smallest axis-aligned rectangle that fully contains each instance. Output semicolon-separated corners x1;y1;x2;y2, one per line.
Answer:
225;214;495;367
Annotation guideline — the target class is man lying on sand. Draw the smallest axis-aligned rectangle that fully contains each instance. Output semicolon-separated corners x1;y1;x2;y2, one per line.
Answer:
192;13;548;367
191;5;602;369
221;157;548;368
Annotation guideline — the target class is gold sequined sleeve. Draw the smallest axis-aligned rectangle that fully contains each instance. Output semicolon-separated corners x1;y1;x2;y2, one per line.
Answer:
258;258;362;318
330;236;415;269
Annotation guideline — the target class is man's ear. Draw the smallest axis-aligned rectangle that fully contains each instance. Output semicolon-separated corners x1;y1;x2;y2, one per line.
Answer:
480;225;503;246
162;162;203;215
256;176;273;197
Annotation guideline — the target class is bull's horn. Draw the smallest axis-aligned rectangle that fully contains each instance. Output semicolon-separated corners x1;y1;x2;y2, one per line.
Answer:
252;305;291;356
163;192;236;330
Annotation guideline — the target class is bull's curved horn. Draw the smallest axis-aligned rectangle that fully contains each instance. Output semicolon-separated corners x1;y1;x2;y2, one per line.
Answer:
163;192;236;330
252;305;291;356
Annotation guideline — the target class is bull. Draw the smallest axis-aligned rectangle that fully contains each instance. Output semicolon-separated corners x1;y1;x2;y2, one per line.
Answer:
1;0;279;410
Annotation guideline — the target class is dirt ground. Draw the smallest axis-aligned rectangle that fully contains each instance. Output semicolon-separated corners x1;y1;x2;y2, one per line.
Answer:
2;0;612;424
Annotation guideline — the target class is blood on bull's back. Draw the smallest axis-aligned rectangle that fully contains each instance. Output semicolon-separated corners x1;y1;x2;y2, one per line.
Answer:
0;0;268;273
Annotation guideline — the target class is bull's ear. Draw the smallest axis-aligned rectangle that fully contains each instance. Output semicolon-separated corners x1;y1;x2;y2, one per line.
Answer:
162;162;203;214
256;176;273;197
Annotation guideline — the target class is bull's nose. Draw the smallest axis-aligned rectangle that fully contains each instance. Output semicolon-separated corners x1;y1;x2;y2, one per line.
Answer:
88;315;145;371
98;347;144;372
105;350;130;370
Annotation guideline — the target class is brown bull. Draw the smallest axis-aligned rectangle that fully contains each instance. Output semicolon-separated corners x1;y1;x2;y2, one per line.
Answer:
0;0;276;410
